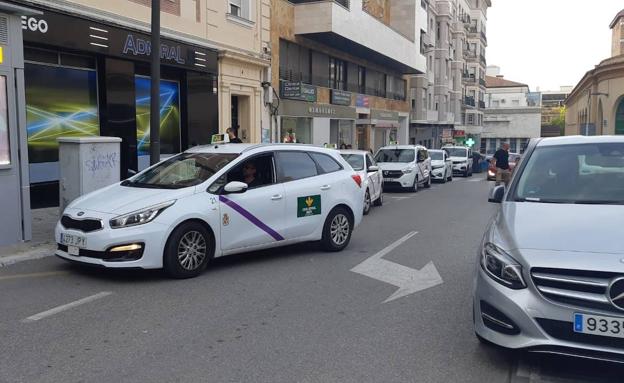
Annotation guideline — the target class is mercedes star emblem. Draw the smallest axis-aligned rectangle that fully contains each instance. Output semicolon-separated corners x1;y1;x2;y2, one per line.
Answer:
608;277;624;311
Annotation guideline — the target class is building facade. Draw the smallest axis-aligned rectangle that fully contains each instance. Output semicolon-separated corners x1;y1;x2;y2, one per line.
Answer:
565;9;624;137
271;0;426;152
409;0;490;150
482;72;541;155
13;0;271;207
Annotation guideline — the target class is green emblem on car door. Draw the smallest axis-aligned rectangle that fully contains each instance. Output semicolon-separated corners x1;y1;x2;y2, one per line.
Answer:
297;195;321;217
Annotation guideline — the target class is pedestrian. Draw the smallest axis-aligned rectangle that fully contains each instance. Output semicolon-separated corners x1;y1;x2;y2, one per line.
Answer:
492;142;511;187
226;127;243;143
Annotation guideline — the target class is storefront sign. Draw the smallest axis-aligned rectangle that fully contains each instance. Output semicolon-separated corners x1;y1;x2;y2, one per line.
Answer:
279;100;356;119
442;128;453;139
371;109;399;121
281;82;317;102
356;95;370;108
453;130;466;137
331;90;352;106
21;8;217;72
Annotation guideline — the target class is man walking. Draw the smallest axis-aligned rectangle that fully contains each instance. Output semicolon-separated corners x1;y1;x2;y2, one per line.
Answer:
492;142;511;187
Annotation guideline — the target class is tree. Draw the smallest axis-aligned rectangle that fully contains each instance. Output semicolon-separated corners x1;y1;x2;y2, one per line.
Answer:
550;106;566;135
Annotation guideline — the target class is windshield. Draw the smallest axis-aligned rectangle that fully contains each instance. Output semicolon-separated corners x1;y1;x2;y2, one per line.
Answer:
124;153;238;189
446;148;467;157
515;143;624;204
375;149;415;163
341;154;365;171
429;151;443;161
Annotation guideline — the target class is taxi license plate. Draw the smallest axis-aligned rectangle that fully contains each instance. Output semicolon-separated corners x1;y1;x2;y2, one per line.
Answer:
60;233;86;249
383;178;394;183
574;313;624;338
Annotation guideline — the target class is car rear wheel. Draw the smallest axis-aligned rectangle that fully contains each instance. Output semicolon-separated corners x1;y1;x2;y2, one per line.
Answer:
448;170;453;182
164;221;214;279
321;207;353;252
410;176;418;192
363;189;371;216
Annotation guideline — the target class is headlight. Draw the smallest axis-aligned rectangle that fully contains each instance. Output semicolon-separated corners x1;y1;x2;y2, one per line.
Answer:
402;167;414;174
480;243;526;289
110;200;176;229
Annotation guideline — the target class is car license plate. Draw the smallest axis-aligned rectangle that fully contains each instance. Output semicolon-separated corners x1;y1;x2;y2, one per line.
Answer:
60;233;86;249
574;313;624;338
383;178;394;182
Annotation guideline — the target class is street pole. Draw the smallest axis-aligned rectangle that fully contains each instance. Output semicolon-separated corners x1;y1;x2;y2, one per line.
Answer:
149;0;161;165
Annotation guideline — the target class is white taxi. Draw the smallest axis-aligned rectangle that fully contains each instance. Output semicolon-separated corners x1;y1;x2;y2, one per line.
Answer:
55;144;365;278
339;149;383;215
374;145;432;192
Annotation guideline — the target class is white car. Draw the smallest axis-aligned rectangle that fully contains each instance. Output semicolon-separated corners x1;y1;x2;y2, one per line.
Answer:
55;144;365;278
340;150;383;215
374;145;432;192
444;146;473;177
428;149;453;183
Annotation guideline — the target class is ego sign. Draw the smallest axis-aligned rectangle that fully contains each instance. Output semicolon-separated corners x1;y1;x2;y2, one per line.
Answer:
21;16;49;34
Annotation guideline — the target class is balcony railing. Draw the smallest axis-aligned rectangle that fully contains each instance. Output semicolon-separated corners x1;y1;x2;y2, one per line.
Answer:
462;73;476;84
464;96;475;107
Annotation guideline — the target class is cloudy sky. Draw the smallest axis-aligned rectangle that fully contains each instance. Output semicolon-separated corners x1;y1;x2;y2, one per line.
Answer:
487;0;623;92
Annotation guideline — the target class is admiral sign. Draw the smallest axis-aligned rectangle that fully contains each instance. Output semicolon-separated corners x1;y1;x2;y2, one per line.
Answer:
20;8;216;72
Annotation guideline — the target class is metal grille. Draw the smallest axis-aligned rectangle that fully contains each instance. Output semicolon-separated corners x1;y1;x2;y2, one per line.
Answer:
60;215;103;233
382;170;403;179
531;268;620;313
0;16;8;45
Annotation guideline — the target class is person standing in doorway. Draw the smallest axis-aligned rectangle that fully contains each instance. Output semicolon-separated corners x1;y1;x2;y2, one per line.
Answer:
492;142;511;187
226;127;243;143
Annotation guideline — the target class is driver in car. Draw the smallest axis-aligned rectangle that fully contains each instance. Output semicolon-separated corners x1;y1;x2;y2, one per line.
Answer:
242;161;262;188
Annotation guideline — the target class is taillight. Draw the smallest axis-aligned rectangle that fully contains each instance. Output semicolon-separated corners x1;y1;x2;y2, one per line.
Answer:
351;174;362;188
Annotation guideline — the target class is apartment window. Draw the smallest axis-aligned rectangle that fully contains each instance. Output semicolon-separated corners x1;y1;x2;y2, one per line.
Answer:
411;99;416;109
467;114;474;124
421;0;427;10
428;93;432;109
129;0;180;16
328;57;347;90
436;22;440;41
279;40;310;84
512;99;520;106
492;100;499;108
420;30;426;55
229;0;250;19
510;138;517;153
358;66;366;94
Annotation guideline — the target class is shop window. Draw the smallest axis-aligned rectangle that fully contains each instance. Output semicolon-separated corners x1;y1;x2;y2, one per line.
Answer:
275;151;318;182
330;120;354;148
0;76;8;166
25;63;99;183
281;117;312;144
135;76;181;171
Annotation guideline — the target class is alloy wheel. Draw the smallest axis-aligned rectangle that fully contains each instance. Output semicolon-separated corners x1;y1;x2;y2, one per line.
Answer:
330;214;350;246
177;231;207;271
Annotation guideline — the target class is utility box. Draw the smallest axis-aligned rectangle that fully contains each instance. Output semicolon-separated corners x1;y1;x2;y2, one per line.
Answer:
58;136;122;212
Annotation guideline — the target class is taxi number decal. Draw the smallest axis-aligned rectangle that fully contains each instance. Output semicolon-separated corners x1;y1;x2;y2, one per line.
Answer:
297;195;321;218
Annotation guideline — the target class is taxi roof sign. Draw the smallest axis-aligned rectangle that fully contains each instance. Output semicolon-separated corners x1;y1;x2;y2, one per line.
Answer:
211;133;230;144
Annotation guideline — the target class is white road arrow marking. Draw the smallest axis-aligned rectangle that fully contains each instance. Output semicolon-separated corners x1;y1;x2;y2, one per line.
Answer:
351;231;443;303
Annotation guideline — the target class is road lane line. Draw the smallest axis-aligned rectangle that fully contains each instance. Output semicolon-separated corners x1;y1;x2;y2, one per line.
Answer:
0;271;69;281
22;291;112;323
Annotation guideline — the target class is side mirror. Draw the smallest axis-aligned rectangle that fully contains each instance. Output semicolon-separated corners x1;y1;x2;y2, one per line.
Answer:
488;185;506;203
224;181;248;194
368;165;379;172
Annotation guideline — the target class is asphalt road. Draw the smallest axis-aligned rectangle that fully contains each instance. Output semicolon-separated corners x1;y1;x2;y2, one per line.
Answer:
1;174;624;383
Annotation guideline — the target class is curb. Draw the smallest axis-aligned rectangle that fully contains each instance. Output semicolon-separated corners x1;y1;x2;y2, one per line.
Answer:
0;245;55;268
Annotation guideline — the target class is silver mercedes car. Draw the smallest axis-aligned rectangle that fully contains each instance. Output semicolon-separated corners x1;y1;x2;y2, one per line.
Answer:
474;135;624;362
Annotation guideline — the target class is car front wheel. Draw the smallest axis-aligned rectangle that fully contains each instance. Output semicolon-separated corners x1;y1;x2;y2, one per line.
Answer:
321;207;353;252
164;221;214;279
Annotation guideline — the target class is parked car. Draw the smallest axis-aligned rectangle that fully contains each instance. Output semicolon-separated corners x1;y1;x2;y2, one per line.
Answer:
340;150;383;215
428;149;453;183
487;152;522;181
375;145;432;192
56;144;365;278
444;146;473;177
475;136;624;361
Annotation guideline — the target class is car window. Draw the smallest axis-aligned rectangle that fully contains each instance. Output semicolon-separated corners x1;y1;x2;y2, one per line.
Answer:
127;153;238;189
515;143;624;204
208;153;275;193
310;152;342;174
446;148;468;157
429;151;443;161
341;154;365;171
366;154;374;168
375;149;415;163
275;151;319;182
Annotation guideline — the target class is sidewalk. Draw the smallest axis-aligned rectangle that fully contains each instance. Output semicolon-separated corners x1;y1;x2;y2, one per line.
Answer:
0;208;58;267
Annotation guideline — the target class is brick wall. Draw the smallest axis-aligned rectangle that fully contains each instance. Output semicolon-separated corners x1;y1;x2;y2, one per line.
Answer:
129;0;180;16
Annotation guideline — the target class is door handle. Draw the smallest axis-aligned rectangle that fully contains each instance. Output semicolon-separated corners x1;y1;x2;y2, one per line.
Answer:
320;185;331;190
271;194;283;200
